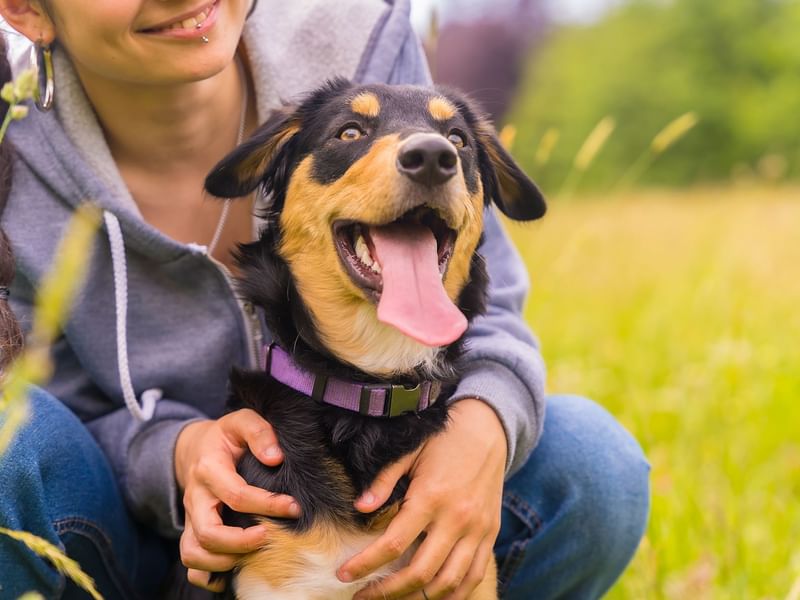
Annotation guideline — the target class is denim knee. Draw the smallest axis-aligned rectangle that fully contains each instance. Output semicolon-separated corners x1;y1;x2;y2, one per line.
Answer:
497;395;650;599
0;387;141;598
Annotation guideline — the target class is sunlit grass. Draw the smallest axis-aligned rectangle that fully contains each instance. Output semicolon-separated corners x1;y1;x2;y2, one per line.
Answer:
559;116;617;198
616;112;700;192
507;185;800;599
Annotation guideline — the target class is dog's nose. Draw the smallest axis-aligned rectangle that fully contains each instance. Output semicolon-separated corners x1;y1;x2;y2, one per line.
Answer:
397;134;458;186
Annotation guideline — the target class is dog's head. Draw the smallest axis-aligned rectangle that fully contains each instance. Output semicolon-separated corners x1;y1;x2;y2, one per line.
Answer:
207;79;545;377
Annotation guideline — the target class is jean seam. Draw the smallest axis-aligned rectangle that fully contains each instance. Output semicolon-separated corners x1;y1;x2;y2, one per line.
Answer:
53;517;135;600
498;491;543;596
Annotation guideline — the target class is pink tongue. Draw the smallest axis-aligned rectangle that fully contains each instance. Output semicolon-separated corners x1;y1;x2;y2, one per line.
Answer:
370;223;467;347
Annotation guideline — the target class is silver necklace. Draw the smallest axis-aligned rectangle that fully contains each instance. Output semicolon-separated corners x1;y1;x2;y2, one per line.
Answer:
207;57;248;257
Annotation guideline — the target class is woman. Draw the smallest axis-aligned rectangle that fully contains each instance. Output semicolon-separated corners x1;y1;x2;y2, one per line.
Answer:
0;1;649;598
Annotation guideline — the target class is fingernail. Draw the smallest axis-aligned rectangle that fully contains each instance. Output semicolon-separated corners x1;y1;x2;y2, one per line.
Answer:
359;492;375;505
264;445;281;459
338;570;353;582
289;502;301;517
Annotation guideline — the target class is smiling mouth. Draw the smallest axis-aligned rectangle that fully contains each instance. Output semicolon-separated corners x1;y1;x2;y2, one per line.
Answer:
141;1;217;33
333;207;456;303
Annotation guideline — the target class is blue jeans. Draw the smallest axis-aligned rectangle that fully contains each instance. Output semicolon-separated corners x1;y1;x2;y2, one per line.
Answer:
0;389;649;599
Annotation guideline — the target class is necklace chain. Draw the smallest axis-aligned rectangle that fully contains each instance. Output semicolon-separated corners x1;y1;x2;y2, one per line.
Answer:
207;57;248;257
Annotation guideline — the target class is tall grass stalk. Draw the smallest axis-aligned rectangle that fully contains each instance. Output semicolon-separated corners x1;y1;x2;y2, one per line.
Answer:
0;528;102;600
616;112;699;192
534;127;560;168
499;124;517;150
559;116;616;198
0;204;101;454
0;68;36;140
786;573;800;600
0;61;103;600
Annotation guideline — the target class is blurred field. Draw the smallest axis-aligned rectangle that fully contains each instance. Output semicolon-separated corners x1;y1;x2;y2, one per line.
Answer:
507;186;800;599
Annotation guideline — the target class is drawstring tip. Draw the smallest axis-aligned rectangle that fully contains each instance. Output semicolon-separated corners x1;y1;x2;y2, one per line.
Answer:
137;388;163;422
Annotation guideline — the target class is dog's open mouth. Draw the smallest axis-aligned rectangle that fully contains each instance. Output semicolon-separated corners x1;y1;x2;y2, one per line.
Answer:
333;207;466;347
333;208;456;297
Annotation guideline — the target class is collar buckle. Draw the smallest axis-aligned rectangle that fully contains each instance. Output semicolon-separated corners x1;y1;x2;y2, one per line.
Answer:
384;384;422;417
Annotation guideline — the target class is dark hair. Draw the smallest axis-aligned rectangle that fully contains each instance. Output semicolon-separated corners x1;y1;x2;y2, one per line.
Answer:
0;34;23;373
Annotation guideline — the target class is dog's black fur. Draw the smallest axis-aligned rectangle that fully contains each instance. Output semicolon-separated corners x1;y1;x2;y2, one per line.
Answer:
168;79;545;599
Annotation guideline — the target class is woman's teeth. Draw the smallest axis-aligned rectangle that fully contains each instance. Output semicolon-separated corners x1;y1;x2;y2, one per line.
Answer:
164;7;210;30
355;235;381;274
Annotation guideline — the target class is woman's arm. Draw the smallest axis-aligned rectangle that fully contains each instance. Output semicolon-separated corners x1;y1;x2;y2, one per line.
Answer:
9;272;298;548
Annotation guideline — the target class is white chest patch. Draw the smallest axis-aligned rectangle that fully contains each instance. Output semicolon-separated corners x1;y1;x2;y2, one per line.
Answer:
234;530;412;600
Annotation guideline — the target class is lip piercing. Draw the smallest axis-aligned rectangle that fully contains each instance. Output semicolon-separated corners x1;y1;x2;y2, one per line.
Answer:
201;36;209;44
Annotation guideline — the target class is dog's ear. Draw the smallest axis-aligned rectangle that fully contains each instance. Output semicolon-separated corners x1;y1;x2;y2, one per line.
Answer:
205;107;300;199
475;120;547;221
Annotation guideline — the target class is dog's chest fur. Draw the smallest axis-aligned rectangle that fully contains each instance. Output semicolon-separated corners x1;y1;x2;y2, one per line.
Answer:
216;361;454;599
224;368;454;531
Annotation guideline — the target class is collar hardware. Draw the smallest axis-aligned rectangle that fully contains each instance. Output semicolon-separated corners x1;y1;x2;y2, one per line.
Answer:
264;343;440;418
384;384;423;417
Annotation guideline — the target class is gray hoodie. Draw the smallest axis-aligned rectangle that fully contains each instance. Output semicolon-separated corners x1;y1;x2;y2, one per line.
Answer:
5;0;546;538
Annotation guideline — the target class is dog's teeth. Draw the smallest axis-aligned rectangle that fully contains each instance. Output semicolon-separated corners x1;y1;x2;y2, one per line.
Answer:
355;235;374;267
371;261;382;274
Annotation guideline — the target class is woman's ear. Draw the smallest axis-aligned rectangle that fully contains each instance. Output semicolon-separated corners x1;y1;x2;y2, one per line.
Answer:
0;0;56;44
205;107;300;199
475;120;547;221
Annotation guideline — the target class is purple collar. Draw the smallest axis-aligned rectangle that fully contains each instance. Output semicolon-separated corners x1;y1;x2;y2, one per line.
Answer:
263;343;442;418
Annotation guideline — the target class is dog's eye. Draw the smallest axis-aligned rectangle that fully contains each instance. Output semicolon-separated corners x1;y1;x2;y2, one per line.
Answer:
447;130;467;149
338;125;365;142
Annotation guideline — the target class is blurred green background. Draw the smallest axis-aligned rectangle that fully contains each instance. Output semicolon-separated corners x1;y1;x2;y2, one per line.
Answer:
414;0;800;598
416;0;800;192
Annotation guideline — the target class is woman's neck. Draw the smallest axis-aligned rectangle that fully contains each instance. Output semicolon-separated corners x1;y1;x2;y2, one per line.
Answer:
74;55;249;175
68;52;258;265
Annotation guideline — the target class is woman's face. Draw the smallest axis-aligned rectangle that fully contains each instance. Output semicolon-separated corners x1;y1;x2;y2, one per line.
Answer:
39;0;251;85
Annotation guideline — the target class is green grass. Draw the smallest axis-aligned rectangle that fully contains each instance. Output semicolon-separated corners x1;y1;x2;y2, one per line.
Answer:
507;186;800;599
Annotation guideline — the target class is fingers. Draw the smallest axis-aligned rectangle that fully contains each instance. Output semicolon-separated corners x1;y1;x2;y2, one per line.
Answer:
187;568;227;593
354;520;462;600
182;486;270;576
447;540;495;600
188;513;271;556
355;451;417;513
220;409;285;466
339;499;429;584
194;452;299;518
180;519;242;573
420;537;482;600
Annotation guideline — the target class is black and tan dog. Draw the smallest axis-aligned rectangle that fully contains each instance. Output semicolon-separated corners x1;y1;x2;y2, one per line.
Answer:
197;79;545;599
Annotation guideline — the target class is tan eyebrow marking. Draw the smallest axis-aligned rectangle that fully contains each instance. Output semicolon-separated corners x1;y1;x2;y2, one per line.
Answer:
428;96;457;121
351;92;381;118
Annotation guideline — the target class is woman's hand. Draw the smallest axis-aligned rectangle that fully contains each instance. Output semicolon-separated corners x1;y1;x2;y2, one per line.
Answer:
338;399;507;600
174;409;301;591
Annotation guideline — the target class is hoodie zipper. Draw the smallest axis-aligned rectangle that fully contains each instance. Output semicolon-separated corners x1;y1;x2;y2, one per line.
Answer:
207;254;263;369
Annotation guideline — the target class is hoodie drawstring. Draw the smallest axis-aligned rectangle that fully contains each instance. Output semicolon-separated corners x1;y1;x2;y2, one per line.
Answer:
103;211;161;422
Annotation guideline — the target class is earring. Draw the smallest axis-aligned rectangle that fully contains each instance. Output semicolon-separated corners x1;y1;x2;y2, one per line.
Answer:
31;39;55;112
246;0;259;19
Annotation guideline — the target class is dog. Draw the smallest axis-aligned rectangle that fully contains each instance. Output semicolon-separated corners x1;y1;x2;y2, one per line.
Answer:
188;78;545;600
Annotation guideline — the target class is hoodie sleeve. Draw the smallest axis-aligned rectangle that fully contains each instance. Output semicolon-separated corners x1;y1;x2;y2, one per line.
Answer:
10;273;205;538
85;398;205;538
445;212;547;477
359;4;547;477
